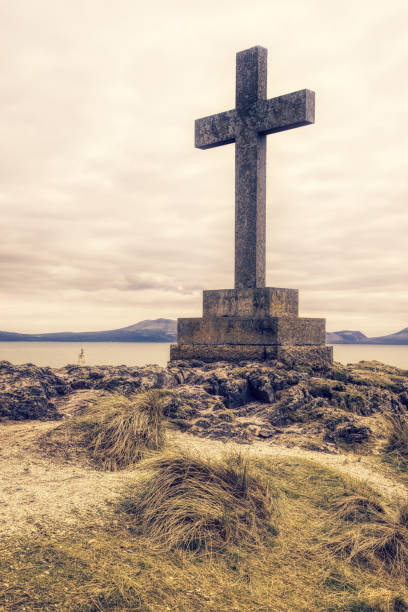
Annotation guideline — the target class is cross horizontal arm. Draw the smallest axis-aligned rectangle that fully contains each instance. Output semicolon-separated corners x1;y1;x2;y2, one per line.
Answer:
195;109;237;150
252;89;315;135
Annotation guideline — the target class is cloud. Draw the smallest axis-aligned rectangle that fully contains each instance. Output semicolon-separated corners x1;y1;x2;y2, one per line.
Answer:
0;0;407;335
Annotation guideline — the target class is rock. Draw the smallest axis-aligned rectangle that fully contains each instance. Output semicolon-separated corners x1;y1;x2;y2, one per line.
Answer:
162;386;224;420
399;392;408;407
217;410;235;422
60;364;177;394
258;428;275;438
0;362;178;421
245;364;301;402
334;422;371;444
2;357;407;455
0;361;68;420
194;418;213;429
268;386;324;426
201;371;250;408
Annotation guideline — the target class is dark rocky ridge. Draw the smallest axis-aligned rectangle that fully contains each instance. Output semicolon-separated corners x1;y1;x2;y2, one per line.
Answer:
0;361;69;420
2;358;408;453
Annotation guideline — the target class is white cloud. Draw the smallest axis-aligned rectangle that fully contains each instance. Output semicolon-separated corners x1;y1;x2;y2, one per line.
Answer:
0;0;407;335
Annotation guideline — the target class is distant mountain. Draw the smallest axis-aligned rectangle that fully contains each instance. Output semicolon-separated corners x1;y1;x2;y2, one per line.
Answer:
326;327;408;345
369;327;408;345
123;319;177;335
0;319;177;343
326;330;368;344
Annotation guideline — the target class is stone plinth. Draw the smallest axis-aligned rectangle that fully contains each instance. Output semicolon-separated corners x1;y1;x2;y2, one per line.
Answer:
170;287;332;365
203;287;298;318
178;316;325;346
170;343;333;366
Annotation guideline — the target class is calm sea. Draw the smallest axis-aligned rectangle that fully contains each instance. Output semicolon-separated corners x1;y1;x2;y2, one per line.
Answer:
0;342;407;369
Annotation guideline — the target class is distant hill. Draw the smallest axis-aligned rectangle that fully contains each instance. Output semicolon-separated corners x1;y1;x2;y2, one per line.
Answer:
368;327;408;345
326;330;369;344
326;327;408;345
2;318;407;345
123;319;177;335
0;319;177;343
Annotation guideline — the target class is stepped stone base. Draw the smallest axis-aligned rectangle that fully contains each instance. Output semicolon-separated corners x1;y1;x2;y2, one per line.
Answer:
170;287;333;366
203;287;299;318
170;343;333;366
178;316;325;346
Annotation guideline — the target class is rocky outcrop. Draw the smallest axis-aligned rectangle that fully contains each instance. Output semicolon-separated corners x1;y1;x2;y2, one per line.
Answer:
165;359;408;450
60;364;177;394
0;362;177;421
2;358;408;453
0;361;68;420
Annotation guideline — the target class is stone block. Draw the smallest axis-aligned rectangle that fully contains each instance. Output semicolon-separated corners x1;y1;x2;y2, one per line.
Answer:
177;316;325;346
203;287;298;318
170;343;333;365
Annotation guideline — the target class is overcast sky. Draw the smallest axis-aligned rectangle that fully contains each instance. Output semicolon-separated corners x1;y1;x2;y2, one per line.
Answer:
0;0;407;335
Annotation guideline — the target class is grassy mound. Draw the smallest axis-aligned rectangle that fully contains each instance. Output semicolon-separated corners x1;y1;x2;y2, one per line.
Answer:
332;493;386;523
385;413;408;459
122;451;279;552
2;456;408;610
331;492;408;577
42;390;166;470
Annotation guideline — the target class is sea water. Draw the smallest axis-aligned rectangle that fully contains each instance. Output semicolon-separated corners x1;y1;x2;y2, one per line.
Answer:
0;342;407;369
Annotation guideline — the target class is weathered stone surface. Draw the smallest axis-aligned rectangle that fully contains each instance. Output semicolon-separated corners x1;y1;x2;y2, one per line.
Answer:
170;343;333;365
195;46;314;289
203;288;298;318
162;386;225;420
0;361;178;420
171;343;267;362
3;359;408;455
194;90;314;149
334;422;372;445
201;372;250;408
172;295;331;364
0;360;67;420
60;364;177;394
166;359;408;448
171;46;325;365
177;316;326;346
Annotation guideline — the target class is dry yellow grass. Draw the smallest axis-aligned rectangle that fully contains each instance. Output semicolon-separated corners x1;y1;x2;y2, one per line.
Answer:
1;455;408;611
121;450;279;553
332;493;386;523
385;412;408;459
330;493;408;579
41;389;167;470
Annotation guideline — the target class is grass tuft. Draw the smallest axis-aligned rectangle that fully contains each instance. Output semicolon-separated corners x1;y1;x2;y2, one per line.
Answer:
121;450;279;553
332;494;386;524
330;494;408;577
42;389;167;470
384;413;408;460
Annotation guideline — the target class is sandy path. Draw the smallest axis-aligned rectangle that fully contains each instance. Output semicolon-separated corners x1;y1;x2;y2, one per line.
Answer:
0;420;136;535
0;421;406;536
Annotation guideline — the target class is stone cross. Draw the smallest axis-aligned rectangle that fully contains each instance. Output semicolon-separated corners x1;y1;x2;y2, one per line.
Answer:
195;46;315;289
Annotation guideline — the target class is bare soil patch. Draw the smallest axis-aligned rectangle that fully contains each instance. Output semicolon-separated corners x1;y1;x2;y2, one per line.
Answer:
0;418;136;535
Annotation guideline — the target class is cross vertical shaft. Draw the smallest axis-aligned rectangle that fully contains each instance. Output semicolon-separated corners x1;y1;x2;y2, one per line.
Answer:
235;47;267;289
194;45;315;290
